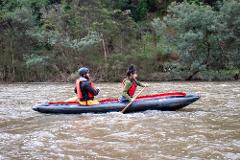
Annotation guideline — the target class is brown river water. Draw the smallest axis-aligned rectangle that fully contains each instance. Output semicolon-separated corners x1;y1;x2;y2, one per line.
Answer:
0;82;239;160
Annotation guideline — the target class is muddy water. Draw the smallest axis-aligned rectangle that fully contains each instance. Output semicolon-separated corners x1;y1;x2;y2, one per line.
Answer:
0;82;239;160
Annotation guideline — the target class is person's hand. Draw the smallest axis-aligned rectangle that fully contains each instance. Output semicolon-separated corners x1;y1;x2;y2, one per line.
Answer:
144;83;149;87
129;98;133;103
96;87;100;93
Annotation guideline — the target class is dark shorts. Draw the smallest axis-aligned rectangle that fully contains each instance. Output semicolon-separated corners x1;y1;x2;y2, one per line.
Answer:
119;96;130;103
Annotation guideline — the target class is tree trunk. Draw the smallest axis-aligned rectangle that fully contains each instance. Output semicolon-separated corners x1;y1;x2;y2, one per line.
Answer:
120;34;123;54
186;41;211;80
101;34;107;62
11;52;15;81
153;30;157;48
185;70;200;81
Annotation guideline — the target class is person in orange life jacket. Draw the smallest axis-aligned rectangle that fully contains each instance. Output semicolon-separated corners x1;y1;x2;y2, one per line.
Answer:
65;67;100;105
119;65;149;103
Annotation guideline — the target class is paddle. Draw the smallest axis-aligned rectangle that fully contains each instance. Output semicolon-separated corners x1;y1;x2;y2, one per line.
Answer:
121;86;146;113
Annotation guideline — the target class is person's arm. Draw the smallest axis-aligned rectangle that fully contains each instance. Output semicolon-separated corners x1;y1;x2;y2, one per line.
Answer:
74;87;77;94
122;80;132;101
84;82;100;96
135;80;145;87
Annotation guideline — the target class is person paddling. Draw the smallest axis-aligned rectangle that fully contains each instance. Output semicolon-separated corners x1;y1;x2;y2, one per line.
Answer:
65;67;100;105
119;65;148;103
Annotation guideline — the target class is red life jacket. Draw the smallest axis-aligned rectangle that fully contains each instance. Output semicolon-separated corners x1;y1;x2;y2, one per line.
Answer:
122;79;137;97
76;79;94;100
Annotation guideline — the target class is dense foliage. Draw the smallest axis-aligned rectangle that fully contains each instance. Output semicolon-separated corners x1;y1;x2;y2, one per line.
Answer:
152;0;240;80
0;0;239;82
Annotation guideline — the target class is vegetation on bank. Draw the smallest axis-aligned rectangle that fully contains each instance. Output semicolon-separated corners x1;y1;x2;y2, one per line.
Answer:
0;0;239;82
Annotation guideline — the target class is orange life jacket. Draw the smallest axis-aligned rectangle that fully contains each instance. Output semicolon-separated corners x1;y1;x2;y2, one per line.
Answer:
76;79;94;100
122;79;137;97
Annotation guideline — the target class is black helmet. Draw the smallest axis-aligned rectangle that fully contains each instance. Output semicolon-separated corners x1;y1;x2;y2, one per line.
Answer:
78;67;89;76
127;65;136;76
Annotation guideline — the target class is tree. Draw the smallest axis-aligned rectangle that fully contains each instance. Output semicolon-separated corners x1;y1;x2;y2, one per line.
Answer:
152;1;236;80
218;0;240;69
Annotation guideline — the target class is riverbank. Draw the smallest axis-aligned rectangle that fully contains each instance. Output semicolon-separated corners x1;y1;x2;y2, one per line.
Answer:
4;69;238;83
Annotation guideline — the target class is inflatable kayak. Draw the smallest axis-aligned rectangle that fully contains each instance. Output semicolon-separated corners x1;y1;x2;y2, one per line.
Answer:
32;92;200;114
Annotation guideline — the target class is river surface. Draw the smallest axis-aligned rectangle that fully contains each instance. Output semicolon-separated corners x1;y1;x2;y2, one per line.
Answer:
0;82;239;160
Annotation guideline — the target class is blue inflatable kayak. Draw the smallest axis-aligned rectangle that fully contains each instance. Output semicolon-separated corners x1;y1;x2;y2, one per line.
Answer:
32;92;200;114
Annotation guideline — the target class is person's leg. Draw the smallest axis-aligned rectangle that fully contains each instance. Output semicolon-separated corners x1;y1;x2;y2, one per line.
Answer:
119;96;129;103
65;96;78;102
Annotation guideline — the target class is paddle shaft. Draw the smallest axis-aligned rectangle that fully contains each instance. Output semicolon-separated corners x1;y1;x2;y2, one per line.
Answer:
121;87;146;113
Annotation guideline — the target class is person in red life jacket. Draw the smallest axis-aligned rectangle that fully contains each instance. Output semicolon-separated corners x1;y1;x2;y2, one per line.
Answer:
66;67;100;105
119;65;148;103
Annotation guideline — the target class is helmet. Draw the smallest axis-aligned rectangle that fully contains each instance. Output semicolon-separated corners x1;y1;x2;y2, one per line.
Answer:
78;67;89;76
